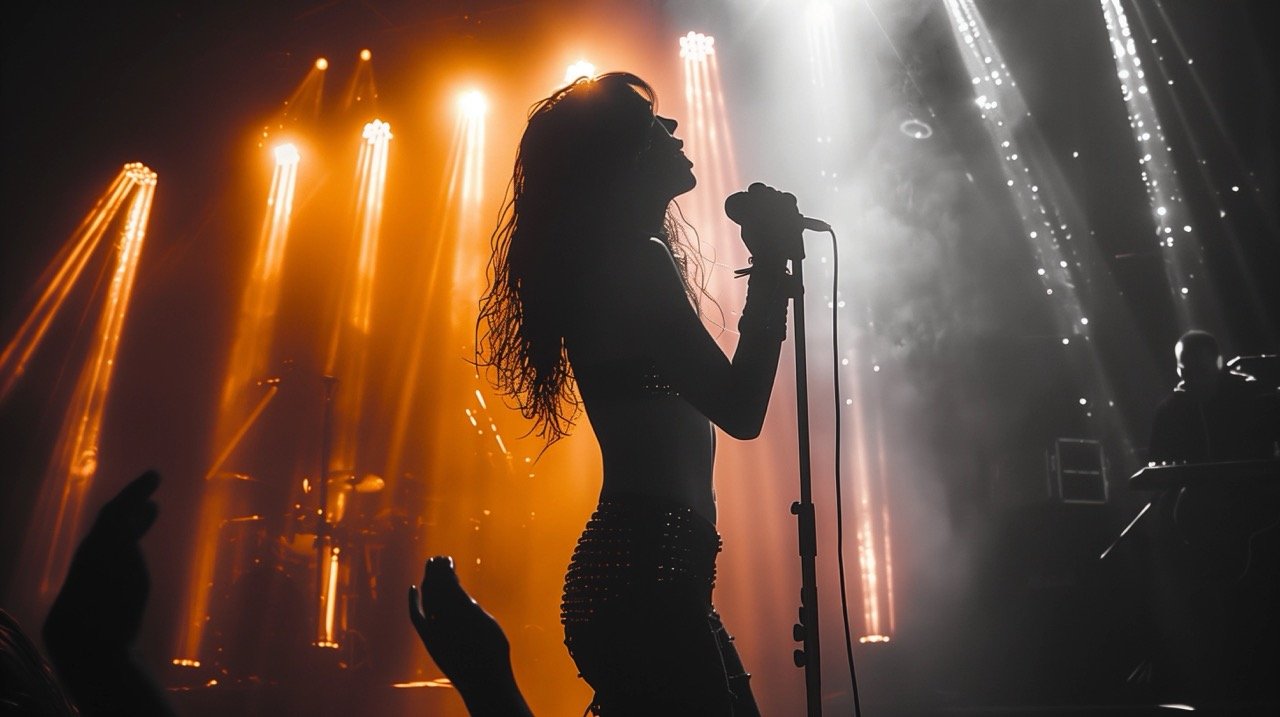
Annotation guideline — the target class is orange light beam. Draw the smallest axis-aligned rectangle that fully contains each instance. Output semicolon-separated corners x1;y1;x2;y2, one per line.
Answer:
384;104;481;482
1;170;134;401
315;119;392;648
326;119;391;467
450;96;487;323
174;143;302;662
33;164;156;596
204;384;280;481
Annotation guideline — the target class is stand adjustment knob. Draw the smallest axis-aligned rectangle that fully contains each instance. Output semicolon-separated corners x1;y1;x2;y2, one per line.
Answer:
793;649;806;667
793;623;805;642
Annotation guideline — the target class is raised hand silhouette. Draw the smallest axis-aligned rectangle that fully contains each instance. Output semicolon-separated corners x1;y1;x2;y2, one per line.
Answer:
408;555;533;717
42;470;174;716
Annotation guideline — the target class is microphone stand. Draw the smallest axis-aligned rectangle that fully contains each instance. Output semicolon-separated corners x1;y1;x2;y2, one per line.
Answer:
787;251;823;717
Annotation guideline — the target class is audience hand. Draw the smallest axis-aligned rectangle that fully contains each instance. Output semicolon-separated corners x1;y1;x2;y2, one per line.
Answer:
408;555;533;716
42;470;173;716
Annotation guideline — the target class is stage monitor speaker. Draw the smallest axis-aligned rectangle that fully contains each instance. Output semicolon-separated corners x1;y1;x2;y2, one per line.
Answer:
1048;438;1107;504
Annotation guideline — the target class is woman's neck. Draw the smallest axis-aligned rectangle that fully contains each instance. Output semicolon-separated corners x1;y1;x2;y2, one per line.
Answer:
607;191;668;239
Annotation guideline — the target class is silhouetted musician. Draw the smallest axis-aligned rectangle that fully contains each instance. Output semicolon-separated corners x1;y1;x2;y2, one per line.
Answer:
1144;331;1280;574
1149;331;1280;464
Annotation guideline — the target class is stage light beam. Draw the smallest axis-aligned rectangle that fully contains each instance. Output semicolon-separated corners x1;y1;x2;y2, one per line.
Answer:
176;137;301;663
1099;0;1219;330
314;118;393;649
23;163;156;598
382;86;488;484
1;169;135;401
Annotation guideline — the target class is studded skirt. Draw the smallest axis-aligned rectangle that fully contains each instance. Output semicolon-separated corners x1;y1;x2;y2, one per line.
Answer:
561;494;758;716
562;494;720;626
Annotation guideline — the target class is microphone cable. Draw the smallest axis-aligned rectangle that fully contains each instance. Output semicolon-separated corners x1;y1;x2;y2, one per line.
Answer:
822;227;864;717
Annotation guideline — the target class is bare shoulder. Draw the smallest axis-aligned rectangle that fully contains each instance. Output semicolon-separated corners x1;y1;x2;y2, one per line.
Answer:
616;236;683;287
582;237;679;293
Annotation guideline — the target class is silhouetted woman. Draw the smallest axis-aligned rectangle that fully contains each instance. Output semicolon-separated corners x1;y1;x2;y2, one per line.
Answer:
479;72;797;715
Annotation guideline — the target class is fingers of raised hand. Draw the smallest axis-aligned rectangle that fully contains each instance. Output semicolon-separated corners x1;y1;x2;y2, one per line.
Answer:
746;182;799;212
100;471;160;540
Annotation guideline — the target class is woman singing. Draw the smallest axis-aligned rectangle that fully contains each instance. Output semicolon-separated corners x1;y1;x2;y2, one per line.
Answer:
479;72;799;715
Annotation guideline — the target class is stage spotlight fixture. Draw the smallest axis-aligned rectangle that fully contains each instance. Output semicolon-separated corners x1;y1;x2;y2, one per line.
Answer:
679;31;714;61
315;57;328;71
360;48;372;61
564;60;596;83
899;118;933;140
362;119;393;143
274;143;300;166
458;89;488;118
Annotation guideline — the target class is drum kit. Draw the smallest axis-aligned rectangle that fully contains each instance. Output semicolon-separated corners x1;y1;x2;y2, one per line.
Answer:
182;372;440;684
200;465;428;683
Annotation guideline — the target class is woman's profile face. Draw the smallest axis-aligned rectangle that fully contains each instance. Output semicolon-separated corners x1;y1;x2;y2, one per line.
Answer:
632;115;697;202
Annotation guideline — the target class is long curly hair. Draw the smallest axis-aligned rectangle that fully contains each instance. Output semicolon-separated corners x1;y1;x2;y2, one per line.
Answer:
477;72;704;445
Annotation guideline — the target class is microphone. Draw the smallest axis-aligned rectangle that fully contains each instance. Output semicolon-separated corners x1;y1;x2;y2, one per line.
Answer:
724;191;832;233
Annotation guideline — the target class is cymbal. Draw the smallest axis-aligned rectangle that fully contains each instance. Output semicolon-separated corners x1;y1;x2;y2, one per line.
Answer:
324;472;385;493
212;471;259;482
354;473;384;493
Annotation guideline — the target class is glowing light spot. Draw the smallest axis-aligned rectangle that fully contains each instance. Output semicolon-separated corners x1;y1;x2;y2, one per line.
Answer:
679;31;715;60
564;60;596;83
1080;317;1089;325
274;143;300;166
899;118;932;140
362;119;393;143
458;90;487;119
315;58;329;71
359;49;372;61
1079;398;1088;405
1037;268;1046;276
1156;206;1167;216
1062;338;1071;345
1180;287;1189;295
